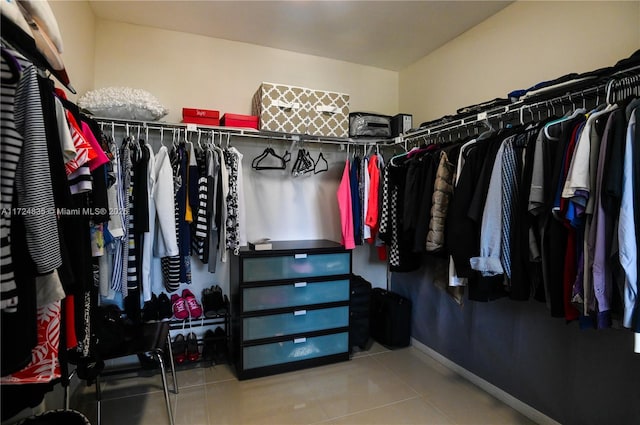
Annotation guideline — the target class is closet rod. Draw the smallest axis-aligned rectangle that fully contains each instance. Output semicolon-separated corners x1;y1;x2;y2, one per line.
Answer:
92;117;383;148
403;68;640;144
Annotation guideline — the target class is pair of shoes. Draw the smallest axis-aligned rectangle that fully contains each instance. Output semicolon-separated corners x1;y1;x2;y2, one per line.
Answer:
186;332;199;362
142;293;173;322
157;293;172;320
213;326;227;364
172;332;200;364
172;334;187;364
202;330;216;362
171;289;203;319
202;285;226;317
142;294;159;322
201;327;227;364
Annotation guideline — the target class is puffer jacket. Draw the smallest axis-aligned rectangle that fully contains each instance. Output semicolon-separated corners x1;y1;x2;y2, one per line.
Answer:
426;150;455;252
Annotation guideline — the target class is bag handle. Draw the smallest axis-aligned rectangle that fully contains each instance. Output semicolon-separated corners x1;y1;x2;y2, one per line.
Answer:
275;100;301;110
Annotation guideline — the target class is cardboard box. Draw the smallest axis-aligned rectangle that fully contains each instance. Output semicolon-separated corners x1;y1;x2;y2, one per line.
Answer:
307;89;349;138
221;113;258;129
252;82;309;134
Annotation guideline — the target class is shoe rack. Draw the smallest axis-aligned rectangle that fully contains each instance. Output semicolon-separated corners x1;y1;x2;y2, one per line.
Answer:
167;296;230;367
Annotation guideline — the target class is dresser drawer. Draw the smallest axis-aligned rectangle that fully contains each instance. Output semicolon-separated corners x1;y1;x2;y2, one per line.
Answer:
242;252;350;282
243;279;349;311
243;332;348;370
243;306;348;341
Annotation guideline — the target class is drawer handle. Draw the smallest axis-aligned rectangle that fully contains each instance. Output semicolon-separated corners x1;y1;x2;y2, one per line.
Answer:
294;337;307;344
294;282;307;288
294;310;307;316
294;253;307;259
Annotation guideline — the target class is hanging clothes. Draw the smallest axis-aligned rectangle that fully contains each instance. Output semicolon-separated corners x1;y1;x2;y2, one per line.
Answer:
337;159;355;249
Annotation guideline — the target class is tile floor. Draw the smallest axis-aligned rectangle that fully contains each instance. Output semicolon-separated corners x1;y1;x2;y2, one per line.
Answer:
72;343;537;425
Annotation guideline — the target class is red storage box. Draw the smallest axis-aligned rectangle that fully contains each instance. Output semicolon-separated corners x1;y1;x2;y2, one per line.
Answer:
182;116;220;126
221;113;258;129
182;108;220;119
182;108;220;126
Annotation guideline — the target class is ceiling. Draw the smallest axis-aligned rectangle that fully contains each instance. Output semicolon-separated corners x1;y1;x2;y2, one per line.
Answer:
88;1;512;71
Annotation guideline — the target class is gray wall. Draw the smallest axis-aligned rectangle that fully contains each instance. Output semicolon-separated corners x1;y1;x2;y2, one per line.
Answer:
391;262;640;425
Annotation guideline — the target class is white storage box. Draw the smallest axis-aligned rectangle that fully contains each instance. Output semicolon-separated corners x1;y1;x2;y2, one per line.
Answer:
307;89;350;138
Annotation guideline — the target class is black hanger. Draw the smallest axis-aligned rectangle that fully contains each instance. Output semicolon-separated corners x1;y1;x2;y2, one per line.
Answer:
252;147;287;170
314;151;328;174
291;148;314;176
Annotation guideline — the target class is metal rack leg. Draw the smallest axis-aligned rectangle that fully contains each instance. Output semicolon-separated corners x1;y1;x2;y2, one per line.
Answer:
95;375;102;425
166;333;178;394
154;352;174;425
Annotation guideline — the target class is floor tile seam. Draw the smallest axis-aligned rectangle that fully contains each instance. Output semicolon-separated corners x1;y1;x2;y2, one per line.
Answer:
418;393;460;424
89;388;164;402
203;376;237;385
316;394;423;423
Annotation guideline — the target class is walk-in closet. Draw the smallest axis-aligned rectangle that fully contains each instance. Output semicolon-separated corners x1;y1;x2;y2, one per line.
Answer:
2;1;639;425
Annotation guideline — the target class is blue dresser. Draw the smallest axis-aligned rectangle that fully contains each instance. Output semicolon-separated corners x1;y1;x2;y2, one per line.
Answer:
230;240;351;379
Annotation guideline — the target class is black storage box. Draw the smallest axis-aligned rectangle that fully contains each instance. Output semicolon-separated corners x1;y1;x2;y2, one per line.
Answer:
370;288;411;348
350;275;372;350
349;112;392;137
391;113;413;137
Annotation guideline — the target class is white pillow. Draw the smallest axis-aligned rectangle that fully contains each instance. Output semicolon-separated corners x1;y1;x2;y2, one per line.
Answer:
78;87;169;121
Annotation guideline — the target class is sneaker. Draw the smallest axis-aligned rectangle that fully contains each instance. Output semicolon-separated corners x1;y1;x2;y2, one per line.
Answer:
157;292;172;320
182;289;203;318
142;293;159;322
171;294;189;320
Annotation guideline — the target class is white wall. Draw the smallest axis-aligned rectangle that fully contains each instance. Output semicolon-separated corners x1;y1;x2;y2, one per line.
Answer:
48;0;95;101
93;19;398;122
399;1;640;124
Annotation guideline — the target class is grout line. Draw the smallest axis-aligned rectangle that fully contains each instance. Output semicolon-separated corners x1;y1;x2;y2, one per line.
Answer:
313;395;422;424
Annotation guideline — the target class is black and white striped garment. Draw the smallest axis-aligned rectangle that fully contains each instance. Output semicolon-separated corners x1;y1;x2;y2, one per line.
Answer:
1;50;22;311
1;49;61;311
68;163;92;195
190;175;209;261
126;143;138;292
194;149;209;239
118;141;132;297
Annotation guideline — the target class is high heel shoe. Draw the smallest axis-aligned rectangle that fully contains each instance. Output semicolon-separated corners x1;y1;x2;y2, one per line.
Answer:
172;333;186;364
186;332;199;362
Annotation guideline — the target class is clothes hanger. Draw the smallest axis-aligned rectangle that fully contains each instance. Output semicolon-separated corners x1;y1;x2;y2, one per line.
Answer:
159;128;166;148
252;146;287;170
314;150;328;174
291;148;309;176
543;99;586;140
